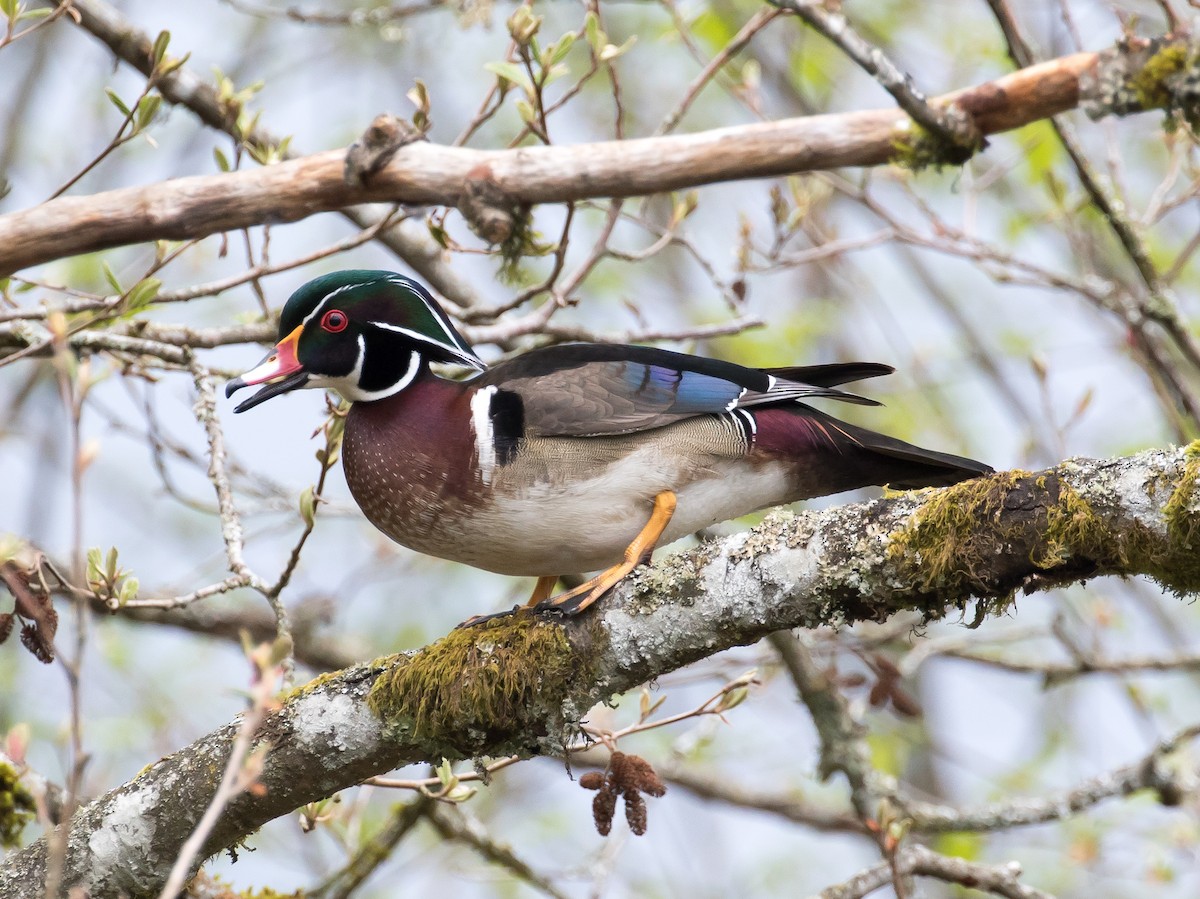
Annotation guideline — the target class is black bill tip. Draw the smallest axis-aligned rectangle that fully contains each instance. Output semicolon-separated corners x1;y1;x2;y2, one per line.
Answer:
228;371;311;413
225;376;248;399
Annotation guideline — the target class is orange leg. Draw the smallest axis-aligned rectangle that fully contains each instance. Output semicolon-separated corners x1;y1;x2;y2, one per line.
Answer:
535;490;677;617
522;575;560;608
459;492;677;627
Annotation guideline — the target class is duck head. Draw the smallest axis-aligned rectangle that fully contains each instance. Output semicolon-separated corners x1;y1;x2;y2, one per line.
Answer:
226;270;484;412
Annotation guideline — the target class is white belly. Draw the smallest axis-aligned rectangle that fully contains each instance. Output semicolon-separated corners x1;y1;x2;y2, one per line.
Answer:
439;438;792;576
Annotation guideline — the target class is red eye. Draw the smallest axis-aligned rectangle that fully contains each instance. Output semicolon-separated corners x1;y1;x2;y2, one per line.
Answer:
321;309;348;332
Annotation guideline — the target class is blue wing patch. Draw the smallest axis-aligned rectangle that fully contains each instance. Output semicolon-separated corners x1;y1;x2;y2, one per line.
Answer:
624;363;744;415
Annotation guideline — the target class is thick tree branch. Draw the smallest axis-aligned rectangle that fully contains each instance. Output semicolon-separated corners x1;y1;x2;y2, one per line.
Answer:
3;30;1195;276
1;444;1197;896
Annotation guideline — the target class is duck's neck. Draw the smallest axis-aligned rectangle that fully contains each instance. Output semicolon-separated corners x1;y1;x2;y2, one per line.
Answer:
343;372;481;507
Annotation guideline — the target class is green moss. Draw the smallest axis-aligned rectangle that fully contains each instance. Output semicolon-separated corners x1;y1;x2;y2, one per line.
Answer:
497;204;539;284
1163;441;1200;546
1126;42;1200;131
888;449;1200;612
1150;440;1200;593
890;120;980;173
0;760;35;849
277;667;344;705
1038;480;1107;568
367;617;583;756
1130;44;1189;110
887;470;1030;598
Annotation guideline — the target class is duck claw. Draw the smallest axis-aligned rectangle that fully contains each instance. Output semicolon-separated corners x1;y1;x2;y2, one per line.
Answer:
457;604;525;628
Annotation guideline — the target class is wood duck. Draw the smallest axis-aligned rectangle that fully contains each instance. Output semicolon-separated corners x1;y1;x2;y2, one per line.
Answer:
226;270;992;619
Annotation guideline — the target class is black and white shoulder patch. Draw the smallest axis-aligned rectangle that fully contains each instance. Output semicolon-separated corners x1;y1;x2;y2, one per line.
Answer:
489;389;525;466
470;386;526;484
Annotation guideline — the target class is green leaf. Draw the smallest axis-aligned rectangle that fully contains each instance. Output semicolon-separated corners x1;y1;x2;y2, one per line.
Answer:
515;99;537;126
407;78;430;115
101;262;122;295
213;147;231;172
599;36;636;62
117;577;139;606
124;278;161;314
151;30;170;65
86;548;103;585
135;95;162;132
298;486;316;529
0;0;18;22
104;88;131;118
436;758;458;789
584;11;604;53
427;220;449;248
548;32;575;66
483;61;533;96
156;51;189;79
445;784;476;803
715;686;749;713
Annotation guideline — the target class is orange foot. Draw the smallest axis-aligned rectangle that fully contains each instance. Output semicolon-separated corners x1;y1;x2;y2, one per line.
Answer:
459;491;678;627
535;490;677;617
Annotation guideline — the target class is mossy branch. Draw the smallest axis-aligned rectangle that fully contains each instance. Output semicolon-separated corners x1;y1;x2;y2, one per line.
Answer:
1;445;1197;897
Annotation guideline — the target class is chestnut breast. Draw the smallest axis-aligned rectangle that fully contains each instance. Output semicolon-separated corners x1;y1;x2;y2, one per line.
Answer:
342;377;483;558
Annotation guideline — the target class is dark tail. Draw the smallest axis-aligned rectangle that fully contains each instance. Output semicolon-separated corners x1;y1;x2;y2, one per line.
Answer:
825;413;993;489
766;365;991;489
761;361;894;388
755;404;993;495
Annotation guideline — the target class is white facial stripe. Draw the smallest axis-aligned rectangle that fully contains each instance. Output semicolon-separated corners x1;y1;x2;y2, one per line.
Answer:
368;320;482;368
384;276;474;354
390;347;422;394
471;386;498;485
302;283;358;327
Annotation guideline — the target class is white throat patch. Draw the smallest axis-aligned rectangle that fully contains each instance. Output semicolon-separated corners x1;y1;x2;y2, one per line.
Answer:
306;336;422;403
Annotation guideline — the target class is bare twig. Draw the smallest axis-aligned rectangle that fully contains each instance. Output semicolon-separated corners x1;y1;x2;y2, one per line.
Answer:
771;0;982;154
426;804;569;899
157;646;283;898
655;8;781;136
308;798;432;899
817;843;1052;899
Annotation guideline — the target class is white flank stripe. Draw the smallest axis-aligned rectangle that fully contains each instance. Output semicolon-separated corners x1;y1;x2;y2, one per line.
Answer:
736;408;757;440
471;386;498;485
